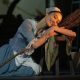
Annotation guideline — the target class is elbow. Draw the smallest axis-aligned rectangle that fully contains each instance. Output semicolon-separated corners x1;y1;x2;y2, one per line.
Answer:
72;32;76;37
75;33;76;37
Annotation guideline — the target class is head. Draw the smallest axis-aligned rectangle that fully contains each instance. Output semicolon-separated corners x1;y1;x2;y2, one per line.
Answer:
45;7;62;27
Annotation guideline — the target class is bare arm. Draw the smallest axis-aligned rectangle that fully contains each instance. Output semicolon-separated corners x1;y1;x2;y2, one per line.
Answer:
53;26;76;37
32;27;57;49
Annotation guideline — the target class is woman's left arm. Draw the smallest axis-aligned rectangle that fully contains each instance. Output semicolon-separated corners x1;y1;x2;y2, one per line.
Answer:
53;26;76;37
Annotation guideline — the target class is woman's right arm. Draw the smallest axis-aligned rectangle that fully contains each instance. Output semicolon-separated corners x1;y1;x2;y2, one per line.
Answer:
32;27;57;49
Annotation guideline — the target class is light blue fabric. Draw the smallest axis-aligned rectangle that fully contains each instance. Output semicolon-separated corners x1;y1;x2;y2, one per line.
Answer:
0;19;41;76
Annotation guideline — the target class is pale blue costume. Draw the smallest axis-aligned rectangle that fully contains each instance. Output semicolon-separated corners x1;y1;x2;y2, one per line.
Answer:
0;19;41;76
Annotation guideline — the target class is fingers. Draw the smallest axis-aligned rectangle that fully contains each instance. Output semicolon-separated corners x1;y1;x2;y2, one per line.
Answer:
48;27;57;37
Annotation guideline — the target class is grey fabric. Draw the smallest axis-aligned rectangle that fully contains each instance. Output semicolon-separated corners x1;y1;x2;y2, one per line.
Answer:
45;36;59;71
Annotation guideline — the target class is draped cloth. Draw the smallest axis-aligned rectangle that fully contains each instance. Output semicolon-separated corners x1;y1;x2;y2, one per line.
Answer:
45;36;59;71
45;35;72;71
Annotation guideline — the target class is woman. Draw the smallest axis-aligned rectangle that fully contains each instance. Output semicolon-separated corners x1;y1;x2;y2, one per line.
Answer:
44;7;76;71
0;7;76;76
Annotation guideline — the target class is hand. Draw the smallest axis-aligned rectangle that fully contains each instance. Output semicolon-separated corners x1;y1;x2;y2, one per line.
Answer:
53;26;59;30
46;27;58;38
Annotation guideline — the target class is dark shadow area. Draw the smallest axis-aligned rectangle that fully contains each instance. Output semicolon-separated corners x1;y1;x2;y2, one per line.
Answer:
0;0;23;46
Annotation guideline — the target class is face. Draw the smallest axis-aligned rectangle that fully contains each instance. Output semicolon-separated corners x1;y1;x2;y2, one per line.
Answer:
46;12;62;27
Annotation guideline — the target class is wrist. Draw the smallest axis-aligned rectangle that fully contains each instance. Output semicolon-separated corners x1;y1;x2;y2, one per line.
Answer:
54;26;59;31
46;32;50;39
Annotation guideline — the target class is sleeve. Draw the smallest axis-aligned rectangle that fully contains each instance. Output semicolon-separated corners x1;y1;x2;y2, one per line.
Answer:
18;19;36;42
24;38;38;55
11;19;37;55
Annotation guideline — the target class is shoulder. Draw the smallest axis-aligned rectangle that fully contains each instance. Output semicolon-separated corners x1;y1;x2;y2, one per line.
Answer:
23;19;37;25
18;19;37;34
24;19;37;34
18;19;37;29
